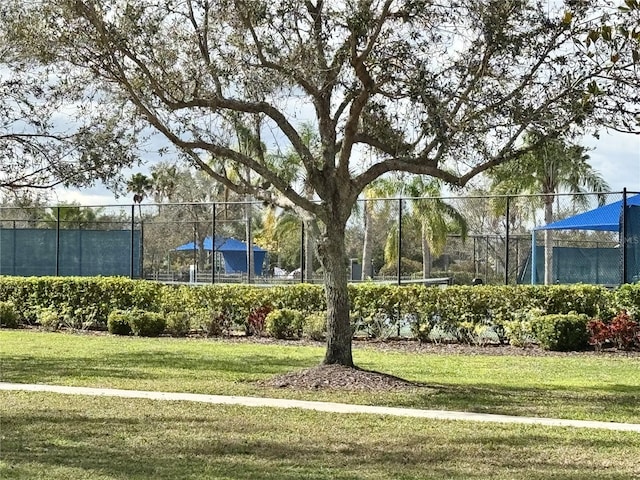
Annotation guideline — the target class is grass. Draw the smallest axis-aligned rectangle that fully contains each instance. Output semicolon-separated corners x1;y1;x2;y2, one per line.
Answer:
2;391;640;480
1;330;640;423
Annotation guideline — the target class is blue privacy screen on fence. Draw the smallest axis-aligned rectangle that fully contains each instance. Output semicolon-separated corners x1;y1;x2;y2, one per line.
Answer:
0;228;141;277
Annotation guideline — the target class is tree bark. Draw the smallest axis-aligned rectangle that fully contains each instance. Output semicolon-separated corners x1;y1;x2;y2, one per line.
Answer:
319;222;354;367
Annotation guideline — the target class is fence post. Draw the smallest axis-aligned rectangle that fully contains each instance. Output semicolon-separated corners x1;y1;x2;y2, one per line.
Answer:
622;188;628;284
531;229;537;285
211;203;216;284
504;196;510;285
397;198;403;286
130;204;135;279
300;220;305;283
55;207;60;276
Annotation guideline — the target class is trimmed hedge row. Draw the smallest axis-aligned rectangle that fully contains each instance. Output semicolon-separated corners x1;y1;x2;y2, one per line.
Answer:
1;276;639;349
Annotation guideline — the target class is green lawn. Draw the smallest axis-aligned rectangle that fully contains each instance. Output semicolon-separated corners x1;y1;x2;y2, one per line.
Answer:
1;330;640;423
2;391;639;480
2;330;640;479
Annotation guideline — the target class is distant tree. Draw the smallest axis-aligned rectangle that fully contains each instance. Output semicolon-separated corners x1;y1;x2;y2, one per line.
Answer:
489;134;609;284
403;177;468;279
39;203;103;229
126;173;152;206
126;173;153;220
361;178;397;280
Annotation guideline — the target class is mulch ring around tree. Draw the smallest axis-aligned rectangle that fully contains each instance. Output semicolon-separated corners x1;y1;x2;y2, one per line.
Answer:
258;363;429;391
256;338;640;391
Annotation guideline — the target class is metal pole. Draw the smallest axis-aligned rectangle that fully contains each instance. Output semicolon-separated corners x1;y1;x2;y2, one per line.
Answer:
504;196;510;285
622;188;628;284
485;236;489;282
531;230;537;285
55;207;60;276
211;203;216;284
300;220;305;283
397;198;403;286
130;205;135;279
139;219;144;279
193;222;197;282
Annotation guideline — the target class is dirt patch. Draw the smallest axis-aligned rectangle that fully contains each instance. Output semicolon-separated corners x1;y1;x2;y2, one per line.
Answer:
256;338;640;391
259;363;426;391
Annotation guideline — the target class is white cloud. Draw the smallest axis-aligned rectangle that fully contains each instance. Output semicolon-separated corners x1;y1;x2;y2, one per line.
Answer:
585;131;640;193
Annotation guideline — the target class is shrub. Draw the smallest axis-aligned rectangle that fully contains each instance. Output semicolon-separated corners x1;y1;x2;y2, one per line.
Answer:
588;318;611;352
303;311;327;341
613;284;640;318
165;311;191;337
530;312;590;351
36;306;60;331
0;301;20;328
190;309;231;337
410;315;432;343
60;304;104;331
107;310;132;336
504;310;538;348
609;310;639;351
246;305;273;336
129;310;166;337
265;308;304;339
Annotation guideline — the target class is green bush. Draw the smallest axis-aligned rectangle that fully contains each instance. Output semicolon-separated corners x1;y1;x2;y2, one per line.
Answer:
0;276;164;327
503;312;537;348
303;311;327;341
189;309;231;337
36;306;60;331
265;308;304;339
107;310;132;336
129;310;166;337
530;312;590;351
614;284;640;319
165;311;191;337
410;315;432;342
0;301;20;328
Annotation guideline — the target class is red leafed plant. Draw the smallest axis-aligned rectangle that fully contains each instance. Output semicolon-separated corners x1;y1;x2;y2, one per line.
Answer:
609;310;639;351
587;319;611;352
246;304;273;336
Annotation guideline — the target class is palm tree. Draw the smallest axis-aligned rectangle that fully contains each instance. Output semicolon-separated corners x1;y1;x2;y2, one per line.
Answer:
379;177;467;279
489;133;609;284
150;163;178;203
403;177;468;279
126;172;153;218
254;205;301;272
40;203;102;229
360;178;398;279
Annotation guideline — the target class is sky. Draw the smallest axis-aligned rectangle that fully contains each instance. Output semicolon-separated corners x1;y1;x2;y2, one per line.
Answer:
54;129;640;207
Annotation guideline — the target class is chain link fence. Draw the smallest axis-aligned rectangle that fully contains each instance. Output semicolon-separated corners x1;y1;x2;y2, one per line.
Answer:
1;190;637;286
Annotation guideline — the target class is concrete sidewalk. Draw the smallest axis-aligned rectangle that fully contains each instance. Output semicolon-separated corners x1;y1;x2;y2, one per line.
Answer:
2;382;639;433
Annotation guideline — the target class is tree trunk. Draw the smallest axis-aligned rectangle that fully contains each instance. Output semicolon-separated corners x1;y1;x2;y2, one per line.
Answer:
421;223;432;279
319;222;354;367
362;199;374;279
543;200;554;285
304;225;314;282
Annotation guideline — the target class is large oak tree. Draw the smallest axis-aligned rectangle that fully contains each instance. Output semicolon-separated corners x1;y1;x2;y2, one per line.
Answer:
3;0;638;366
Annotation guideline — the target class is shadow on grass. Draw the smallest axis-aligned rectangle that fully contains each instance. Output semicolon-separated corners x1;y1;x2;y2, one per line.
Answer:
0;350;319;384
2;395;639;480
3;350;640;423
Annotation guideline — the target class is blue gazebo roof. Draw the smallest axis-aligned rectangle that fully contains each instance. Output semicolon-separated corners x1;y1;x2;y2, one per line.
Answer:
536;194;640;232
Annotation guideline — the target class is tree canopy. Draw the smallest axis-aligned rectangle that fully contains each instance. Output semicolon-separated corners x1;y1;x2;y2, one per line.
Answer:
2;0;638;366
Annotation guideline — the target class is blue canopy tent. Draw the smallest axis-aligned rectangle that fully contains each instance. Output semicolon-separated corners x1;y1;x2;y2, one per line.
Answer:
175;236;267;275
529;193;640;284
